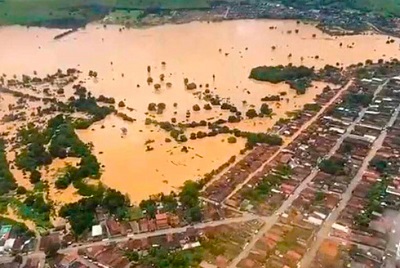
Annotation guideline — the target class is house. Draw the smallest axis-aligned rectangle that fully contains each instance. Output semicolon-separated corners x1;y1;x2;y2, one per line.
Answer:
0;225;12;240
285;250;302;263
129;221;140;234
39;233;60;252
119;222;132;236
23;258;40;268
139;219;149;233
106;219;121;236
3;238;15;252
91;225;103;238
167;214;180;227
54;254;80;268
155;213;169;229
148;219;156;232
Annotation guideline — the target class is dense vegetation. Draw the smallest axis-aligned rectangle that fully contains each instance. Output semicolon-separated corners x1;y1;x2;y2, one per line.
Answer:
59;188;130;236
249;65;314;94
138;247;203;268
343;92;374;108
243;165;292;202
69;91;114;128
15;124;53;172
318;158;346;175
15;114;102;189
246;133;283;148
355;176;391;227
0;139;17;194
23;193;52;224
0;216;34;237
48;115;91;158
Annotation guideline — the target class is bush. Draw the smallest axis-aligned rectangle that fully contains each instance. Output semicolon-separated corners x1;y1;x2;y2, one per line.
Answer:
249;65;314;83
227;137;237;144
148;103;157;111
179;135;188;143
193;104;200;111
246;109;258;119
260;103;273;116
29;170;41;184
246;133;283;147
228;115;240;123
0;139;17;194
16;186;27;195
319;158;345;175
204;104;212;110
186;82;197;90
303;103;321;112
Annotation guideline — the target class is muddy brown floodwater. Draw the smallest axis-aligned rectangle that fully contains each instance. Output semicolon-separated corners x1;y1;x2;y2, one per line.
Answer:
1;19;400;203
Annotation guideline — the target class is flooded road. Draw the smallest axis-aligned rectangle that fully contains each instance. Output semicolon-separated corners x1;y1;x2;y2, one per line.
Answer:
1;19;400;202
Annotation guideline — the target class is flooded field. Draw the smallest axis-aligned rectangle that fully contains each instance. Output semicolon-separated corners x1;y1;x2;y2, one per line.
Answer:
1;19;400;202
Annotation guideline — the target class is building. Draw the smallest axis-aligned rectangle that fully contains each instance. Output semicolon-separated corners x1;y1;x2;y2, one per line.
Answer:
91;225;103;238
155;213;169;229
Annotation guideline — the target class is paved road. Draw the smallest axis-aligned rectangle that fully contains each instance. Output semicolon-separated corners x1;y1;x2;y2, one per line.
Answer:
221;80;354;204
227;80;387;268
299;103;400;268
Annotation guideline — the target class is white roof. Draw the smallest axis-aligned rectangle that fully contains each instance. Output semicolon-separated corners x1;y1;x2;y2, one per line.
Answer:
332;223;349;233
92;225;103;237
4;238;15;250
329;127;345;134
365;110;380;115
314;211;327;219
364;135;376;142
307;216;323;226
182;241;201;250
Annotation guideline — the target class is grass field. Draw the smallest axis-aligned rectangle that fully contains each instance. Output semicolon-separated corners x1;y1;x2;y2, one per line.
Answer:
0;0;210;27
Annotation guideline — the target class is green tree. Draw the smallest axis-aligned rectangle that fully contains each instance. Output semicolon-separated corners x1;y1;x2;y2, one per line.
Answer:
245;109;258;119
29;170;42;184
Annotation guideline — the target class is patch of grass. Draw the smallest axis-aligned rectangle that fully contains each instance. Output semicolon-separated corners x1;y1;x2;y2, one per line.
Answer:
106;10;143;23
